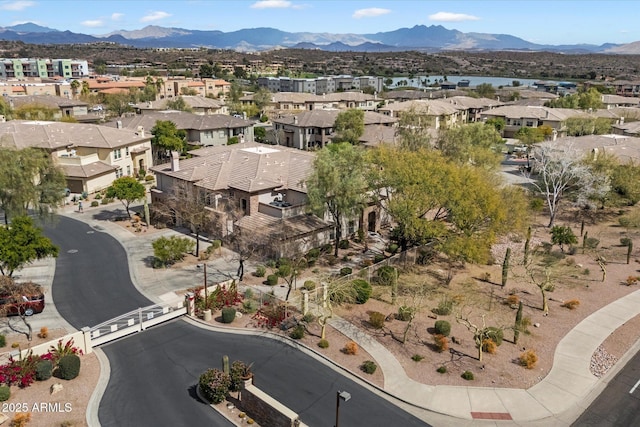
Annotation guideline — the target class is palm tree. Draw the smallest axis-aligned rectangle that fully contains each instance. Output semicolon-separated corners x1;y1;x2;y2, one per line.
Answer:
70;80;80;98
155;78;165;99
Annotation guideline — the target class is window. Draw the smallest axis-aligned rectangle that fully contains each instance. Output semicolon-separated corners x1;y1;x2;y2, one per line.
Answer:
113;149;122;160
241;198;248;213
125;147;129;156
115;168;123;178
526;121;535;127
126;165;131;176
204;131;213;138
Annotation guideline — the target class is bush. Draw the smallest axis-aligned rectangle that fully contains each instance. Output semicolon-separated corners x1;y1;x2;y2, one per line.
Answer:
266;274;278;286
584;237;600;249
10;413;30;427
101;197;112;205
144;175;155;182
339;267;352;276
302;313;316;323
373;254;386;264
321;243;333;253
90;201;99;207
241;300;257;313
561;299;580;310
433;334;448;352
368;311;386;329
38;327;49;339
152;236;195;267
434;320;451;336
504;295;519;306
35;360;53;381
621;237;633;246
338;240;350;249
254;265;266;277
199;368;231;404
56;354;81;380
343;341;358;355
318;339;329;349
352;279;372;304
375;266;397;285
221;307;236;324
519;349;539;369
485;327;503;346
302;280;316;291
482;338;497;354
411;354;424;362
0;334;6;348
432;297;454;316
396;305;414;321
360;360;377;374
0;385;9;401
436;366;447;374
461;370;474;381
289;325;305;340
387;243;399;254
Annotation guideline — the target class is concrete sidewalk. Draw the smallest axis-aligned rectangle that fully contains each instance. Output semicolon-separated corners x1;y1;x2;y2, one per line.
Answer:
52;204;640;426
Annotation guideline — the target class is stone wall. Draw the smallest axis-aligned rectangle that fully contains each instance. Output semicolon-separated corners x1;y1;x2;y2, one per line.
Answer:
240;383;300;427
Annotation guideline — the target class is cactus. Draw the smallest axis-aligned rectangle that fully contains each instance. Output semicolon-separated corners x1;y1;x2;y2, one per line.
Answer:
514;301;523;344
580;219;585;237
501;247;511;287
582;231;588;254
390;268;398;305
222;355;229;375
523;226;532;265
627;240;633;265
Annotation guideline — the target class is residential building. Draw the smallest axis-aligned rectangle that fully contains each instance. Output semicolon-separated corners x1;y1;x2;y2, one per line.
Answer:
150;142;333;256
256;75;384;95
0;120;152;194
0;58;89;79
271;109;397;150
377;99;467;130
6;95;90;119
133;96;228;115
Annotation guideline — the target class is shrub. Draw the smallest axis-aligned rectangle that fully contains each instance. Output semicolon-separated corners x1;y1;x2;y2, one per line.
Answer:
482;338;497;354
254;265;266;277
298;281;315;292
375;266;397;285
199;368;231;404
352;279;372;304
144;175;155;182
626;276;639;286
289;325;305;340
318;339;329;349
152;236;195;267
321;243;333;253
433;334;448;352
338;239;350;249
302;313;316;323
35;360;53;381
266;274;278;286
373;254;386;264
411;354;424;362
436;366;447;374
485;327;503;346
307;248;320;260
584;237;600;249
0;385;9;401
387;243;399;254
519;349;539;369
10;413;31;427
343;341;358;355
360;360;377;374
504;295;519;306
0;334;5;348
48;338;84;365
461;370;474;381
396;305;414;321
241;300;257;313
56;354;81;380
90;201;99;207
38;327;49;339
221;307;236;324
434;320;451;336
368;311;386;329
339;267;352;276
432;296;454;316
561;299;580;310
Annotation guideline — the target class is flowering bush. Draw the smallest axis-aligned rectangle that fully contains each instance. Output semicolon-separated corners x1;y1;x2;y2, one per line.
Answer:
252;303;289;328
0;351;40;388
199;368;231;404
49;338;84;365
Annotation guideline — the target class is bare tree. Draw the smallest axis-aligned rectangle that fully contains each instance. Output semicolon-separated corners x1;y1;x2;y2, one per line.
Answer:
0;277;43;341
315;279;357;341
456;313;505;362
525;142;606;227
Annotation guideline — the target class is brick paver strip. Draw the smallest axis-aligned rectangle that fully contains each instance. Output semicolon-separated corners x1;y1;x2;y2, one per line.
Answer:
470;412;513;420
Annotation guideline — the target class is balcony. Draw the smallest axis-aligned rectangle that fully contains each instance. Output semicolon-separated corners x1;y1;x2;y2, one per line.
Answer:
55;152;100;166
258;201;306;219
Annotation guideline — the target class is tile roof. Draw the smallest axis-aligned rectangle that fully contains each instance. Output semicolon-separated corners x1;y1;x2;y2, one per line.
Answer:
554;134;640;164
272;109;396;127
8;95;88;108
0;120;150;151
151;141;314;194
60;161;116;178
235;212;332;237
106;111;252;131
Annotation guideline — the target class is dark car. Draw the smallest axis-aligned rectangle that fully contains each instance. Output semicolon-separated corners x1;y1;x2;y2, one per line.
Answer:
0;292;45;316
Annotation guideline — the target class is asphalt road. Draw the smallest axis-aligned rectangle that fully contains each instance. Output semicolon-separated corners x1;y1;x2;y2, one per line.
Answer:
99;319;431;427
572;350;640;426
43;215;152;329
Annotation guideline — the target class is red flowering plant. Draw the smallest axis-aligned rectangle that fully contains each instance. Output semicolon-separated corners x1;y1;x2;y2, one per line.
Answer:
48;338;84;365
0;350;39;388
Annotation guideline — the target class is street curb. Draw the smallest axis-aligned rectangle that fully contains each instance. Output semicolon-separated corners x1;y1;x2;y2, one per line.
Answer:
86;348;110;427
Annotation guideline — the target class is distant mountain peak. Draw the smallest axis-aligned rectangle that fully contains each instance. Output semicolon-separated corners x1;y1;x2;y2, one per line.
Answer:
101;25;192;39
3;22;58;33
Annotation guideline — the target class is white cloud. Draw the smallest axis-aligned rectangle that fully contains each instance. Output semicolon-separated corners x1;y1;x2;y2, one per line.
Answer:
250;1;292;9
111;13;124;21
429;11;480;22
140;11;171;23
353;8;391;19
81;20;104;28
0;1;35;11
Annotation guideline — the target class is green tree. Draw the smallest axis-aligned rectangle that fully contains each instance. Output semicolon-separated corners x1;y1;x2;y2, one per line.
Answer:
475;83;495;99
485;117;505;132
333;109;365;144
550;225;578;252
396;107;432;150
166;97;193;112
105;176;146;219
13;104;57;121
103;92;134;117
306;142;368;256
200;63;214;78
254;126;266;143
0;148;66;224
515;127;546;145
611;161;640;205
0;216;58;277
252;88;272;115
436;123;504;169
150;120;187;164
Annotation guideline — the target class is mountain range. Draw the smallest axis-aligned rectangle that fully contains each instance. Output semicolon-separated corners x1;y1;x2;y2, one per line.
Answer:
0;23;637;54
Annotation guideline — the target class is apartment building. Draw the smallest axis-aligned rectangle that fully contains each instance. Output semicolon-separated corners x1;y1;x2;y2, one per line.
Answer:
256;75;384;95
0;58;89;79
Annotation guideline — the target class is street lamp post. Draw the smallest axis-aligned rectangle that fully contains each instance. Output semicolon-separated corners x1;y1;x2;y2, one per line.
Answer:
335;390;351;427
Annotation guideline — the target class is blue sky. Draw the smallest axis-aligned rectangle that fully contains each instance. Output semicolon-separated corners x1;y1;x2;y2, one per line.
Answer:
0;0;637;46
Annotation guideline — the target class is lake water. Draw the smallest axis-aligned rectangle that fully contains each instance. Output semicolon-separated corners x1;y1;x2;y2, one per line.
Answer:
390;75;556;88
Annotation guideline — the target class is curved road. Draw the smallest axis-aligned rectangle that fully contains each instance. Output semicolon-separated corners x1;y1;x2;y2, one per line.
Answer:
45;216;431;426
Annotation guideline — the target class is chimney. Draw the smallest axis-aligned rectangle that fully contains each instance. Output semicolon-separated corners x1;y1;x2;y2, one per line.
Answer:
137;126;145;137
170;151;180;172
293;116;298;125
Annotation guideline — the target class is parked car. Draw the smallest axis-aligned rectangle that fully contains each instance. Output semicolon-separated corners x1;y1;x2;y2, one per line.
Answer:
0;285;45;317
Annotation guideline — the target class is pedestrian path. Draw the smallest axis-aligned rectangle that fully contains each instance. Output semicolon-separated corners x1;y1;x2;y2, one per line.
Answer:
50;205;640;425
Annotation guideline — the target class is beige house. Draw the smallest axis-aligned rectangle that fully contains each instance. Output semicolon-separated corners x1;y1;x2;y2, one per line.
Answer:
7;95;90;120
377;99;466;129
150;142;333;256
133;96;228;115
0;120;152;194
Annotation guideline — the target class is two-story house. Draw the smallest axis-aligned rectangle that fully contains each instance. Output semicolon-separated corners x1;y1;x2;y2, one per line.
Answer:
7;95;90;120
0;119;153;194
377;99;467;130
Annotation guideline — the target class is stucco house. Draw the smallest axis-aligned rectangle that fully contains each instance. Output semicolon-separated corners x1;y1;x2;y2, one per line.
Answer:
377;99;467;130
6;95;90;120
0;119;153;194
